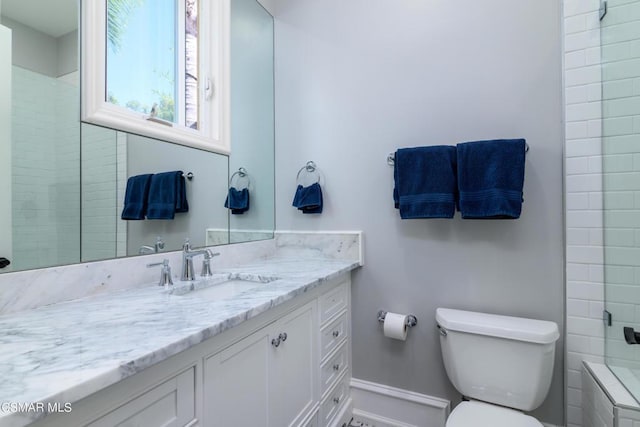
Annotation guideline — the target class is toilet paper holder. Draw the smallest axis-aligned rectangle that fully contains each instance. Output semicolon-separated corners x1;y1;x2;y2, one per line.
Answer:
377;310;418;328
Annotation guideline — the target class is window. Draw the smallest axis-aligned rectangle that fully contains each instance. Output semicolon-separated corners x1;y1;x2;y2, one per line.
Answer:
82;0;230;154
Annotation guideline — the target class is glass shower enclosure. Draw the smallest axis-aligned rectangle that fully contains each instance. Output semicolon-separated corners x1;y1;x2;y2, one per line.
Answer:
602;0;640;402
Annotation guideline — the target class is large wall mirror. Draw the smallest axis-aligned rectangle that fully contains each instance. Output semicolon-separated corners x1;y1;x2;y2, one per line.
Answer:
0;0;275;273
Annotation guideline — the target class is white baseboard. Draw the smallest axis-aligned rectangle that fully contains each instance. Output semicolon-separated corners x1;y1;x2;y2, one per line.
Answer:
350;378;450;427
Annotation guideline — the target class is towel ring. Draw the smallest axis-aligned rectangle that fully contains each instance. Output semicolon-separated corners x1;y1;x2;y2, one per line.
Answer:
296;161;320;185
229;167;250;189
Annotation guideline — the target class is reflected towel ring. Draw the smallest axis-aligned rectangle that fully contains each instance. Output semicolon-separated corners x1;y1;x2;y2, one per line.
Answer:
296;161;320;184
229;167;250;189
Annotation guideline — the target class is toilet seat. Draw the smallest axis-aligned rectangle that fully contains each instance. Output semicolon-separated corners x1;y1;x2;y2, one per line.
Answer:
446;401;543;427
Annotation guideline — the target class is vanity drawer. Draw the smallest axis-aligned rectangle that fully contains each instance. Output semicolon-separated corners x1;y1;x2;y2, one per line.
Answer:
87;367;196;427
319;373;349;427
319;281;348;324
321;311;348;360
320;343;348;397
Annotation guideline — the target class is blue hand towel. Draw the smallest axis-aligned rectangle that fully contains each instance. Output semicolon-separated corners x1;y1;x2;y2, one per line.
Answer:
224;187;250;215
394;146;457;219
146;171;189;220
456;139;526;219
292;182;323;214
121;174;153;220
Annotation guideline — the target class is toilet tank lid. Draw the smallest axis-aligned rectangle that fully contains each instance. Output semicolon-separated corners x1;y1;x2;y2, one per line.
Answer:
436;308;559;344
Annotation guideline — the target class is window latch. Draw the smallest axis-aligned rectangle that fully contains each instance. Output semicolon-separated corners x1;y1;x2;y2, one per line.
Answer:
205;78;214;100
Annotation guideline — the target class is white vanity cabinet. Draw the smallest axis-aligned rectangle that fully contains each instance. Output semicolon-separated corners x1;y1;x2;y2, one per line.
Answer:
28;274;351;427
204;300;317;426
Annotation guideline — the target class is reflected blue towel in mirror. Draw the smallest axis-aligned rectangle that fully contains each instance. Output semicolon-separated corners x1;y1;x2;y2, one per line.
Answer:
225;187;250;214
456;139;526;219
292;182;323;214
394;146;457;219
146;171;189;220
121;174;153;220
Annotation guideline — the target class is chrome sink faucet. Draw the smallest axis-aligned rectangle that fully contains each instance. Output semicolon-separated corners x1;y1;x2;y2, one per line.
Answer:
181;239;220;281
139;236;165;255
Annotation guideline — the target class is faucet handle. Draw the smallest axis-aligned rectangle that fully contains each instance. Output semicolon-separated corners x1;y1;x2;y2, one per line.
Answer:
182;238;192;252
201;251;220;277
147;259;174;287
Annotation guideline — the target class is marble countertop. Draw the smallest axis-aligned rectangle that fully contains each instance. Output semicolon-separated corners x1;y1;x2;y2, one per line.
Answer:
0;255;360;427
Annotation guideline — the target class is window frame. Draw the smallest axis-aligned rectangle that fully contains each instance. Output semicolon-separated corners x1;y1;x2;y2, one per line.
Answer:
81;0;230;155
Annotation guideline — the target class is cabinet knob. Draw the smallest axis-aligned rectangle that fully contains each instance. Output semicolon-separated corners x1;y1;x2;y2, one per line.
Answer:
332;330;340;338
271;338;280;348
333;363;340;371
279;332;288;342
333;397;340;404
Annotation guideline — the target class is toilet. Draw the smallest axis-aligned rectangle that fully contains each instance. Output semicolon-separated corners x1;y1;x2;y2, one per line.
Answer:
435;308;560;427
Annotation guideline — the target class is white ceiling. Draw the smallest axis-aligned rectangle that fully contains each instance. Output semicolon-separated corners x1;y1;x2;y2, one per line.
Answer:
2;0;78;38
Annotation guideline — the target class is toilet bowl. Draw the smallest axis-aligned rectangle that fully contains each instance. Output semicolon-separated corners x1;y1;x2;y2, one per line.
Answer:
436;308;559;427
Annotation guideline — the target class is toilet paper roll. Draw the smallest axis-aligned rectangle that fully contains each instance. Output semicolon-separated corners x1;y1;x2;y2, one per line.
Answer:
383;312;409;341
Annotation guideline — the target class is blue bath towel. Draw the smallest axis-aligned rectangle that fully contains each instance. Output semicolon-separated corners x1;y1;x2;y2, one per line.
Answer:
456;139;526;219
146;171;189;220
225;187;250;215
394;146;457;219
292;182;323;214
121;174;153;220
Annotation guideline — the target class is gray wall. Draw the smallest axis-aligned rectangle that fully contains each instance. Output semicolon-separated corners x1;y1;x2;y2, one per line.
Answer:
229;0;275;235
273;0;564;424
0;17;76;78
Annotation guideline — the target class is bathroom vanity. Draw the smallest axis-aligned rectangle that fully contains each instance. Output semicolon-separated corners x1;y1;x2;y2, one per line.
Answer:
0;233;362;427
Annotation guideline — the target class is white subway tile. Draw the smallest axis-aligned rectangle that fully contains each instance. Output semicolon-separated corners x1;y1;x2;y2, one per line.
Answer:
566;50;587;69
567;228;591;245
589;264;605;283
566;86;589;104
567;102;602;122
567;280;605;300
565;14;587;34
568;298;591;317
566;173;603;192
567;193;590;210
567;156;590;174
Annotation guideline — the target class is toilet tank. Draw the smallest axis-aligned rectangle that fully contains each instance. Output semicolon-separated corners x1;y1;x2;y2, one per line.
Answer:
436;308;559;411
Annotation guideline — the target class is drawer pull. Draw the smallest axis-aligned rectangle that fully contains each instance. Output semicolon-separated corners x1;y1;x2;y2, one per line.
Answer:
271;338;280;348
279;332;288;342
332;330;340;338
333;363;340;371
333;397;340;404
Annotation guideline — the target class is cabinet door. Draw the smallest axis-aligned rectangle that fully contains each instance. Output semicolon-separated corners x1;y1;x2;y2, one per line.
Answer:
204;330;270;427
269;303;317;427
87;368;195;427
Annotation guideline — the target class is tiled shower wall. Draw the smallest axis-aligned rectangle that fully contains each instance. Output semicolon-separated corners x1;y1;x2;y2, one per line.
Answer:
565;0;640;425
564;1;606;426
11;68;80;270
81;124;122;263
599;0;640;370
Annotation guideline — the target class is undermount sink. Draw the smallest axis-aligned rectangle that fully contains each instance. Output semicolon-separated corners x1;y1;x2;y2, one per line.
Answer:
169;274;279;300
